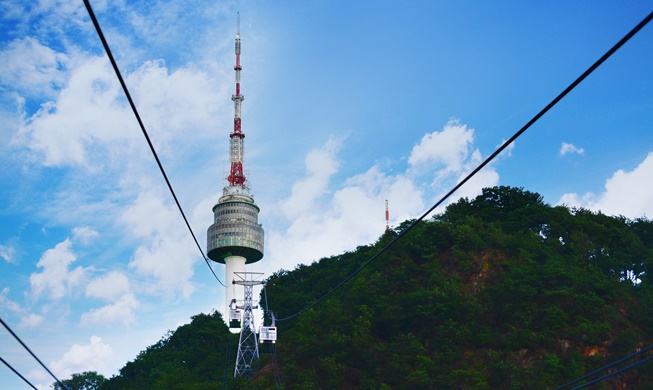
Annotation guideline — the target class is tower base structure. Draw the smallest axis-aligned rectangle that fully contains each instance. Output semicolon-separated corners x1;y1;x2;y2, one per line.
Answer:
233;272;264;377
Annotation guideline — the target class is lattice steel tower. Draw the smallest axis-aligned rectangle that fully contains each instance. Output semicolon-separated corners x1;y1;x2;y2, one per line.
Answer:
206;13;265;376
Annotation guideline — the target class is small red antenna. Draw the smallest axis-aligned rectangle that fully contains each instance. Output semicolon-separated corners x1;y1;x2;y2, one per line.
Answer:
385;199;389;231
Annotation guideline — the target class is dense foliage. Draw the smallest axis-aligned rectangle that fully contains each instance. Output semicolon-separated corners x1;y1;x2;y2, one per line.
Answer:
253;186;653;389
58;186;653;389
97;311;237;389
53;371;107;390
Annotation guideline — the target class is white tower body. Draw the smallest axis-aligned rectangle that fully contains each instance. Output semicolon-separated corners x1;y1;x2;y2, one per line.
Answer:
225;255;246;311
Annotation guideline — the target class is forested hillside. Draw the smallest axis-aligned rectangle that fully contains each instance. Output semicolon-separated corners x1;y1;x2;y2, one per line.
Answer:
66;186;653;389
255;186;653;388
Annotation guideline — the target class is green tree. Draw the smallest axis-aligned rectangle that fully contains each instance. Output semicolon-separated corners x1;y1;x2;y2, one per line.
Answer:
52;371;106;390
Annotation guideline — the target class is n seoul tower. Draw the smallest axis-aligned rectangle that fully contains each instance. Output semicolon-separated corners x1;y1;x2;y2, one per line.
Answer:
207;13;264;321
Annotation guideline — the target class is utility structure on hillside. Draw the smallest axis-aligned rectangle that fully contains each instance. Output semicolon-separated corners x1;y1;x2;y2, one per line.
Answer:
206;13;265;377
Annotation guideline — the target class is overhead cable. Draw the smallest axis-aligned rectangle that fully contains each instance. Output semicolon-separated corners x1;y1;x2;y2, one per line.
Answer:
276;9;653;322
570;355;653;389
82;0;226;287
0;317;69;390
556;344;653;389
0;355;38;390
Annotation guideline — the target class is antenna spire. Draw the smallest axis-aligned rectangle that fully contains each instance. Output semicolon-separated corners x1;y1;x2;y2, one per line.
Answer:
229;12;245;187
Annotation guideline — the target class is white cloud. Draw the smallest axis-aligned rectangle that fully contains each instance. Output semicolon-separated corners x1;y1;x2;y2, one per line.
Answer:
126;60;224;148
265;155;423;274
30;239;88;301
448;149;501;204
50;336;114;379
121;191;196;298
407;119;500;206
453;170;500;204
0;245;15;263
263;119;500;273
558;152;653;219
15;54;225;168
15;55;137;167
560;142;585;156
408;119;475;176
85;271;130;301
72;226;99;244
0;287;22;313
81;293;139;327
18;313;44;329
0;37;69;99
496;138;515;158
279;138;340;219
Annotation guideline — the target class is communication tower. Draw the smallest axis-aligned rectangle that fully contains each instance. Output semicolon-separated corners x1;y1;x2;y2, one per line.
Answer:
206;13;265;376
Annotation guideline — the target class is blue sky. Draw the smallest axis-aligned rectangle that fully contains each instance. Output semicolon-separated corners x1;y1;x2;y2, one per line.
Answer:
1;0;652;387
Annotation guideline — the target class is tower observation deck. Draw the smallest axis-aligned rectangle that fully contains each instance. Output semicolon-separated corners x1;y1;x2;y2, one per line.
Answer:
207;187;264;264
207;13;264;321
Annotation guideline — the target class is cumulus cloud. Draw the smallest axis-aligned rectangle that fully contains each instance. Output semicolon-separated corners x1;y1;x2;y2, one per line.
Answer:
0;37;69;99
121;191;196;298
560;142;585;156
265;149;423;274
409;119;475;177
50;336;114;379
30;239;88;300
18;313;44;329
0;245;15;263
0;287;22;313
279;138;340;219
81;293;139;327
126;60;224;147
13;54;222;170
452;151;501;202
558;152;653;219
409;119;500;205
72;226;100;244
85;271;130;301
263;119;500;273
15;55;137;167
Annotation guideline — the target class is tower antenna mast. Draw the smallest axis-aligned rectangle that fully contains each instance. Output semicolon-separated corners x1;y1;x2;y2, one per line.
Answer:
229;11;246;186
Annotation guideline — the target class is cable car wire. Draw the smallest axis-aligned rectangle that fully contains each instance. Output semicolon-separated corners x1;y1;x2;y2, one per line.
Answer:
275;9;653;322
556;344;653;389
82;0;226;288
570;355;653;389
263;286;270;317
0;317;69;390
0;355;38;390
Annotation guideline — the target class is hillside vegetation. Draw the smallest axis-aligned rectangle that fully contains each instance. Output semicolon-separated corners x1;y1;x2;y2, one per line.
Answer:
68;186;653;389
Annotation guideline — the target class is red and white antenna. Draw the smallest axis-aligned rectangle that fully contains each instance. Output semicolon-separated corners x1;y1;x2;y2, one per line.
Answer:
385;199;389;231
228;11;246;187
